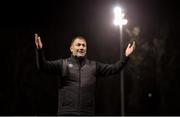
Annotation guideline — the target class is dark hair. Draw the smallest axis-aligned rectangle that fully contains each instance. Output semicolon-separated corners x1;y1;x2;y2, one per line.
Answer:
70;36;87;46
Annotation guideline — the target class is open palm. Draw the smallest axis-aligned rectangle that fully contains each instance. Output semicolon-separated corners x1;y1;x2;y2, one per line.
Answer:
125;41;136;57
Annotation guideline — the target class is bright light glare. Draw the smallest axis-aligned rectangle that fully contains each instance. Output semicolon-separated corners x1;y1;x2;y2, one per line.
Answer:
113;6;128;26
114;7;122;15
113;19;128;26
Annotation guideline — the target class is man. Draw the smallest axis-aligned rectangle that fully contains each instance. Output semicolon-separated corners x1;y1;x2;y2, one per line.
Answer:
35;34;135;115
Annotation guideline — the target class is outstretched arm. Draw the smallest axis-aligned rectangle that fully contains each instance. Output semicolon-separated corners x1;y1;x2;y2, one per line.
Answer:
96;41;136;77
34;33;62;74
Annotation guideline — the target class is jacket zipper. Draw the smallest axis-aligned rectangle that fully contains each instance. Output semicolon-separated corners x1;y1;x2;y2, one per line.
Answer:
78;63;81;115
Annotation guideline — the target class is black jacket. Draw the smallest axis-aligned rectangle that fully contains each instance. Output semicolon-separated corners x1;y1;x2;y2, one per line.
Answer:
36;49;129;115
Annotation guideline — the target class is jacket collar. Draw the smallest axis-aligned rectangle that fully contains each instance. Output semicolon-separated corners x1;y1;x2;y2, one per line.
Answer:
70;55;87;67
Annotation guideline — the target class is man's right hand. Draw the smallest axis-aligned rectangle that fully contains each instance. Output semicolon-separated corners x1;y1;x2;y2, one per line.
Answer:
35;33;43;49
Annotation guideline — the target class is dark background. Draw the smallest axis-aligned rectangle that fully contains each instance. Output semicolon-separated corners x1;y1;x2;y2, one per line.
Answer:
0;0;179;115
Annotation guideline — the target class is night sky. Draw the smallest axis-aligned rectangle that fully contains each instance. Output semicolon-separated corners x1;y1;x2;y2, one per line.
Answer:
0;0;179;115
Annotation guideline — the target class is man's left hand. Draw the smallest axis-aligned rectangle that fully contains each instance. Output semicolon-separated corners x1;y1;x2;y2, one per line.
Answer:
125;41;136;57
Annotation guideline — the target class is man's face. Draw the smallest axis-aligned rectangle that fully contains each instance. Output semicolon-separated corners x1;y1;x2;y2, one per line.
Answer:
70;38;87;57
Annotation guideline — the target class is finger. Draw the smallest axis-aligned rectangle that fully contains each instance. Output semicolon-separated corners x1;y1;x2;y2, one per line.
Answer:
35;37;39;43
132;41;136;49
133;41;135;45
37;37;41;42
131;41;135;47
35;36;40;44
127;43;131;48
35;33;38;38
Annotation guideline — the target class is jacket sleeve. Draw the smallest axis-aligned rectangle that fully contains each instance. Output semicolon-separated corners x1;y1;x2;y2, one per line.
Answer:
96;54;129;77
35;48;63;74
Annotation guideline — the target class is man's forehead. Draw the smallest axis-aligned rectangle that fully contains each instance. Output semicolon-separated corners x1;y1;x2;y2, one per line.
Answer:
73;38;86;44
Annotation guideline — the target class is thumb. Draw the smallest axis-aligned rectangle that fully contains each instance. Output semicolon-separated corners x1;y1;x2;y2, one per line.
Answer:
35;33;39;39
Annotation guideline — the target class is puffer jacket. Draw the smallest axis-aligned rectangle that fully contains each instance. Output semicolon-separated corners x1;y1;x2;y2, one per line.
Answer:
36;49;129;115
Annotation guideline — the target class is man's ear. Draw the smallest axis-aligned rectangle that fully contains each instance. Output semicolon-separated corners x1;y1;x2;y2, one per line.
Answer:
70;46;73;52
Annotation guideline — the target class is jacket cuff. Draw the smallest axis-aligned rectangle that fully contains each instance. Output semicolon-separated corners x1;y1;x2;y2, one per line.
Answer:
122;53;129;62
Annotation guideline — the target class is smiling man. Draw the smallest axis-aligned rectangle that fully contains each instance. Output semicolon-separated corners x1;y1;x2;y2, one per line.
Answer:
70;36;87;58
35;34;135;115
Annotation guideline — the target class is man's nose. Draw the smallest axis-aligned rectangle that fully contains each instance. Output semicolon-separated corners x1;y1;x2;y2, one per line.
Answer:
80;48;84;51
79;46;84;49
